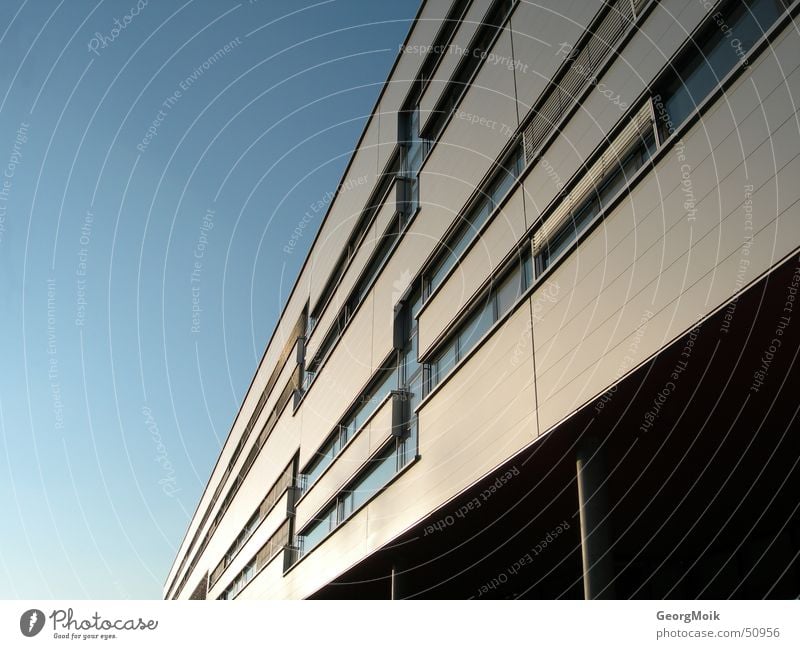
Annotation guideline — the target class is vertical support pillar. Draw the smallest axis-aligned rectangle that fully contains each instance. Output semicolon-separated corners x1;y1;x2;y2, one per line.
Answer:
576;435;615;599
391;564;411;600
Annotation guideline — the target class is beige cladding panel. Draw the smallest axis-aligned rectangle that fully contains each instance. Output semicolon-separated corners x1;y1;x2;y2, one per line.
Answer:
230;551;284;600
201;401;301;569
294;397;393;533
368;229;436;368
367;393;394;455
304;214;378;364
534;29;800;432
295;425;371;531
519;0;709;233
298;291;374;469
241;508;370;600
536;143;799;390
422;29;518;200
377;0;454;173
537;197;798;433
418;0;490;127
534;49;800;354
418;189;527;357
305;183;395;364
206;491;289;601
510;0;602;116
308;121;379;310
289;509;370;599
594;0;710;116
369;306;537;552
530;26;800;337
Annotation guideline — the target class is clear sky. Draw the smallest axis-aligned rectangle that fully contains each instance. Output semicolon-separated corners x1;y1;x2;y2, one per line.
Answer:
0;0;418;599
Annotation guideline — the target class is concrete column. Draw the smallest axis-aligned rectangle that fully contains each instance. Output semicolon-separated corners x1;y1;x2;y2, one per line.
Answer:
576;435;616;599
391;565;411;600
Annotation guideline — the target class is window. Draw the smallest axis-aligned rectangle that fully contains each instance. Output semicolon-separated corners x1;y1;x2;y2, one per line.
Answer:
399;107;426;217
422;0;516;142
300;506;336;556
307;153;400;336
427;250;532;393
299;365;399;494
494;266;522;317
535;129;656;276
424;143;524;300
300;213;403;398
459;300;494;358
297;443;401;559
656;0;787;140
396;287;422;466
217;522;291;599
431;343;457;388
349;447;397;512
303;439;335;488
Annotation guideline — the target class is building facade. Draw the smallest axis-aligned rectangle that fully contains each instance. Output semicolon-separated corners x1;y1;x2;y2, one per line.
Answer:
166;0;800;600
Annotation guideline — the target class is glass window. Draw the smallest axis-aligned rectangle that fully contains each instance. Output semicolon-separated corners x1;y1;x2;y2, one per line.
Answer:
431;341;456;388
243;562;254;583
373;366;398;405
659;0;785;138
466;198;492;235
491;167;515;208
458;301;493;360
601;145;640;204
428;252;455;295
340;491;355;520
304;440;333;487
541;209;586;269
301;506;335;555
522;252;533;290
494;264;522;318
350;448;396;512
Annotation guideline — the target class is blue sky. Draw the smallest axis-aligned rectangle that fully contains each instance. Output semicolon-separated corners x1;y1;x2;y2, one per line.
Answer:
0;0;418;599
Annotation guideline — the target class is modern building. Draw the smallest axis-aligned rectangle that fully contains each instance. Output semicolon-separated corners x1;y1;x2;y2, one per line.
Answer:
165;0;800;600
